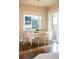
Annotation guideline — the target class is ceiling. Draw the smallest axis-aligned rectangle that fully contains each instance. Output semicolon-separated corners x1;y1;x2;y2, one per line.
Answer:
19;0;59;7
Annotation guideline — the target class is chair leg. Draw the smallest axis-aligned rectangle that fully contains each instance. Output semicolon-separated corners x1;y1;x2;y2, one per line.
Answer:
28;38;32;47
30;42;32;47
44;40;46;45
37;39;39;47
44;41;45;45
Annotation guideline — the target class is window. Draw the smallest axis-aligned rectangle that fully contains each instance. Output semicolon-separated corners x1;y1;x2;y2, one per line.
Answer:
53;11;59;42
52;11;59;53
24;15;41;31
48;10;59;53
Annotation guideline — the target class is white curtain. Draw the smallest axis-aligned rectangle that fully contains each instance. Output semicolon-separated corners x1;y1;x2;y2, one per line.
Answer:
48;10;59;41
48;10;59;52
48;12;53;40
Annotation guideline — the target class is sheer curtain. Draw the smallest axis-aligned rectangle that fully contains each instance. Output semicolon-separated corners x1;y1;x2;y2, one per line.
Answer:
48;10;59;53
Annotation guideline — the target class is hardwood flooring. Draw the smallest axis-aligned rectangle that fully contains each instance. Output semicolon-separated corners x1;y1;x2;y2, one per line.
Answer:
19;44;53;59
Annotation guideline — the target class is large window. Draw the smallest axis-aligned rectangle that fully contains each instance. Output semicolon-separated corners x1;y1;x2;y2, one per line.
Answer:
53;11;59;42
24;15;41;31
52;11;59;53
48;10;59;53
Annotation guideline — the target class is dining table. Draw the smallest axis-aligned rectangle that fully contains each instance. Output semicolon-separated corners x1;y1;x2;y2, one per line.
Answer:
27;31;49;46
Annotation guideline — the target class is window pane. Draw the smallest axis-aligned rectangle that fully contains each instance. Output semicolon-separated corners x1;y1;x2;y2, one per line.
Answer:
25;16;32;31
24;15;41;31
53;16;57;24
53;11;58;41
32;19;39;29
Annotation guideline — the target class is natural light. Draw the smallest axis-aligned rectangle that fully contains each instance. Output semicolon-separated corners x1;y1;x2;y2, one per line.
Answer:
24;15;41;31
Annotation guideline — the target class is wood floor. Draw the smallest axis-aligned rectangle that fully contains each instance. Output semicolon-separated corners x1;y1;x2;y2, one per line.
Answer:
19;44;53;59
19;41;49;51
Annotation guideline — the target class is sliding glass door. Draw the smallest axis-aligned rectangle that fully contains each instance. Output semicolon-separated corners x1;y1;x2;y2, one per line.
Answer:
48;10;59;53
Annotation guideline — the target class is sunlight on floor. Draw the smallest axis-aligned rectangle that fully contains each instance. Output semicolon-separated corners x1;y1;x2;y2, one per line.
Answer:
52;42;59;53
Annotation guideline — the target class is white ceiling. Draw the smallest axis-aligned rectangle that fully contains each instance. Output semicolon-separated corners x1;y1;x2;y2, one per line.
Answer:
19;0;59;7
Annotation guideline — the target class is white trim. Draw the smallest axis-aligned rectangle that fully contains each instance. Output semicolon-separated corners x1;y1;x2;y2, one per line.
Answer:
24;11;41;16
